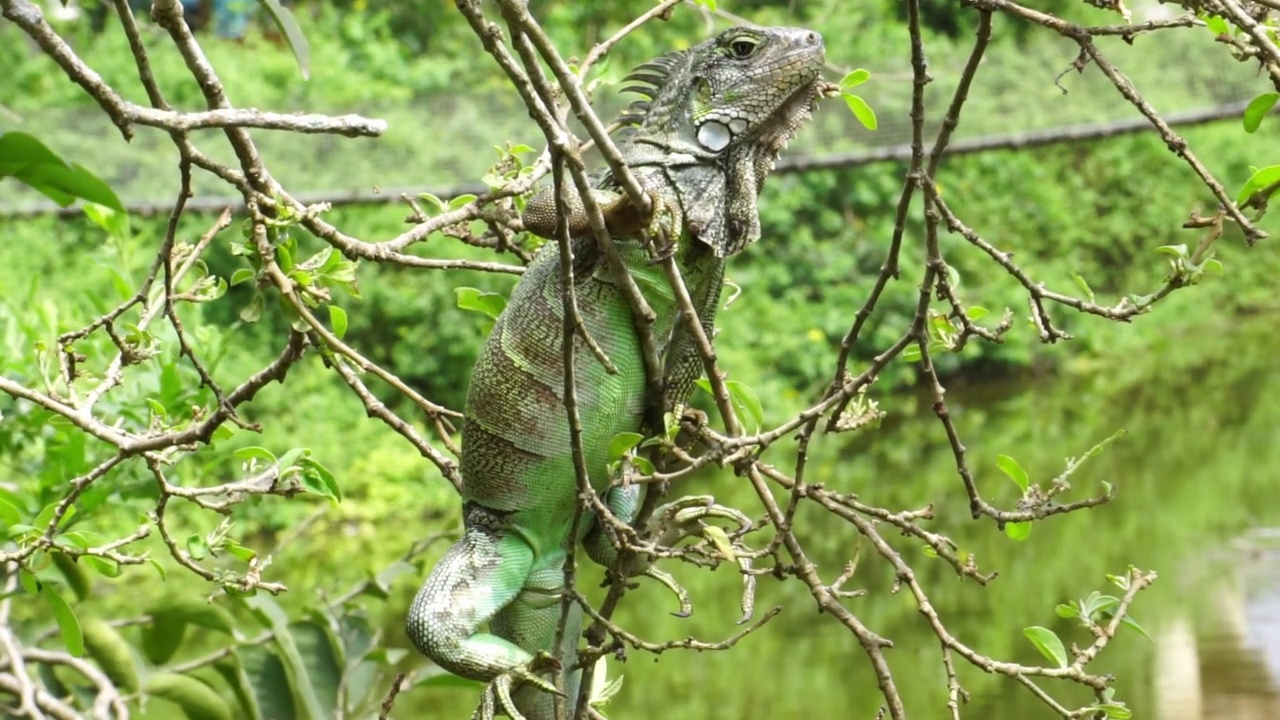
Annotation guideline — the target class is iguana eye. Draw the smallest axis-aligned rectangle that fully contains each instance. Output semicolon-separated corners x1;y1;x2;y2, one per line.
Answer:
728;36;758;59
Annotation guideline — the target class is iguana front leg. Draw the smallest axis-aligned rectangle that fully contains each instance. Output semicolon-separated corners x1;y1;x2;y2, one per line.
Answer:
522;185;647;240
523;182;683;258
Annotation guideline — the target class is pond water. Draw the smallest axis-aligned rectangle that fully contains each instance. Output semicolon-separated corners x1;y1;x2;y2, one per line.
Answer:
413;318;1280;719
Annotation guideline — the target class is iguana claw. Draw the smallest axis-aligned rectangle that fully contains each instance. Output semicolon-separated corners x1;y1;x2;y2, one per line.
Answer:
646;495;758;623
469;653;563;720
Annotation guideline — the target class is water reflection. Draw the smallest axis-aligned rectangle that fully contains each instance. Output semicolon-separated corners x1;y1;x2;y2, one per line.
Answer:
1157;538;1280;720
406;319;1280;719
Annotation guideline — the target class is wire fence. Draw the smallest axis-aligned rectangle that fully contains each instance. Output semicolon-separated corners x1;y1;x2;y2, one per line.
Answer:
1;27;1272;217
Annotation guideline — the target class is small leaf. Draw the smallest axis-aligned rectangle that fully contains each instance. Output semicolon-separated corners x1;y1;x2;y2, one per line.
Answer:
1236;164;1280;205
448;193;478;210
1004;521;1032;540
187;534;210;561
42;585;84;656
455;287;508;320
996;454;1029;492
83;202;130;239
1055;603;1079;619
839;69;870;90
843;94;878;131
82;617;140;692
237;645;295;720
1023;626;1068;668
726;380;764;432
965;306;989;321
901;344;922;363
0;132;125;210
0;496;21;527
921;545;939;558
258;0;311;80
1155;244;1188;258
1243;91;1278;133
235;446;278;463
418;193;446;214
230;268;256;287
1202;258;1225;275
1070;272;1096;303
1099;703;1132;719
144;673;232;720
608;432;644;463
1202;13;1229;35
298;459;341;504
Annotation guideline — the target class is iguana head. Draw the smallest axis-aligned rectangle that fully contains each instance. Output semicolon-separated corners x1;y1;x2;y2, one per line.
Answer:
620;26;828;256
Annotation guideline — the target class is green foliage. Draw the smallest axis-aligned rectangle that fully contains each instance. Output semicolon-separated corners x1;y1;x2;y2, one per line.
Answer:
0;132;123;211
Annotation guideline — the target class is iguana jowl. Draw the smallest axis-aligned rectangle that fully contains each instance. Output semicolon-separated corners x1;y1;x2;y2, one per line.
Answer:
407;25;827;719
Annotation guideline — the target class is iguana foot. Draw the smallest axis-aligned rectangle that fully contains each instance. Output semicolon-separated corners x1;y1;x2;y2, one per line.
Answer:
646;495;758;623
469;653;563;720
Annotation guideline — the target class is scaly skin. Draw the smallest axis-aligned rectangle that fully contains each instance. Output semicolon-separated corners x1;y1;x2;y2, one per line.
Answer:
408;25;827;719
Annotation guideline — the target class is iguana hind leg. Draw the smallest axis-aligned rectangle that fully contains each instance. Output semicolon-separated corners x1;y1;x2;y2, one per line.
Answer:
407;503;560;719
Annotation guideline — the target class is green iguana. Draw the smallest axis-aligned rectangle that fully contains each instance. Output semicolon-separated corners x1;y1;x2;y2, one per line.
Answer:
407;25;828;720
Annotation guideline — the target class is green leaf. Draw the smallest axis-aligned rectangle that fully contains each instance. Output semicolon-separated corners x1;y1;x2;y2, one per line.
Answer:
418;193;446;214
143;611;187;665
1098;703;1132;719
34;501;75;531
186;534;210;561
82;556;121;578
0;496;20;527
1244;92;1279;133
1155;244;1188;258
258;0;311;80
224;540;258;563
1055;603;1079;619
145;673;232;720
1070;272;1096;303
726;380;764;432
365;560;417;600
42;585;84;656
843;94;878;131
237;645;294;720
448;193;478;210
996;454;1029;492
901;344;922;363
1118;612;1151;640
455;287;508;320
0;132;125;211
1201;13;1229;35
230;268;256;287
327;305;348;339
240;292;264;323
82;617;140;692
693;0;717;10
235;446;278;463
1236;164;1280;205
243;595;327;720
839;69;871;90
297;458;341;504
214;655;264;720
608;432;644;462
1023;626;1068;668
83;202;130;239
288;621;342;718
965;306;989;321
1004;521;1032;540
